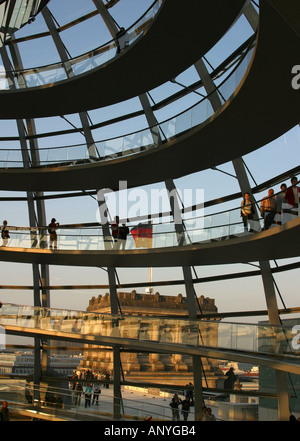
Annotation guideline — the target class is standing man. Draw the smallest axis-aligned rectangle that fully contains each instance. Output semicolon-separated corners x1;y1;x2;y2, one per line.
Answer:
92;383;101;405
1;220;10;246
118;223;129;249
260;189;276;230
111;216;120;249
181;397;190;421
224;367;237;390
48;218;59;249
84;384;93;408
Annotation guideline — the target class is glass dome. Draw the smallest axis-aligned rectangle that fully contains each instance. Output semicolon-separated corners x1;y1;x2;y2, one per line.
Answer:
0;0;299;422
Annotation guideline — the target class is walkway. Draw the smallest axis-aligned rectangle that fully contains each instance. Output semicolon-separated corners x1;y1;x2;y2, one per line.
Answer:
0;217;298;268
0;0;247;118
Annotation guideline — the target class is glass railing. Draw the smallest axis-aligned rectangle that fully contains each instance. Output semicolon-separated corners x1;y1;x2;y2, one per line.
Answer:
0;204;261;250
0;0;163;90
0;379;175;421
0;37;255;168
1;190;298;251
0;0;49;49
2;377;275;421
0;304;299;358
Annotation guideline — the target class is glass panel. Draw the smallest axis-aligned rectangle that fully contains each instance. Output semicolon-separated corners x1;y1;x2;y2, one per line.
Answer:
1;0;163;89
1;304;299;359
1;201;297;251
0;36;255;168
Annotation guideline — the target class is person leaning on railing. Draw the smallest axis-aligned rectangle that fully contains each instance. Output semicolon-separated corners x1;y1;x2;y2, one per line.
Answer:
274;183;287;225
115;27;126;54
260;189;276;230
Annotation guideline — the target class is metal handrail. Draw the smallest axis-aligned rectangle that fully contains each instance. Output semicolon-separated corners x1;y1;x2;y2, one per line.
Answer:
0;33;256;167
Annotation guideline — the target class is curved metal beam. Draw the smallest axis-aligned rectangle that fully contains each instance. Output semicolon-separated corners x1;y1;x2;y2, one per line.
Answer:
4;324;300;376
0;0;247;118
0;1;298;191
0;217;298;268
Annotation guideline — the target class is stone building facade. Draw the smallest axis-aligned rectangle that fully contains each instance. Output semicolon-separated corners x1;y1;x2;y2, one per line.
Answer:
79;291;223;387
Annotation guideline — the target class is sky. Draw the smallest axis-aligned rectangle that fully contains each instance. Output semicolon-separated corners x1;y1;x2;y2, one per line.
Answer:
0;0;299;325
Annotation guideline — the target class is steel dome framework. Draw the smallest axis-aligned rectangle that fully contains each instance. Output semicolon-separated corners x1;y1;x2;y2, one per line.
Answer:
0;0;299;421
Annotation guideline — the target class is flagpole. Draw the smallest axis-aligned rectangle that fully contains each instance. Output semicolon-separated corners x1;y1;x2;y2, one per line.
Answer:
146;267;153;294
146;221;153;294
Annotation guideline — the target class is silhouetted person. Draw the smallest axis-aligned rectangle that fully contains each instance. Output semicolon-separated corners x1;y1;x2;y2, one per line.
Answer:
48;218;59;249
0;401;9;421
84;384;93;408
170;393;182;420
111;216;120;249
116;27;126;53
224;367;237;390
289;414;297;421
92;384;101;405
105;371;110;389
118;223;129;249
1;220;10;246
181;398;190;421
74;382;83;406
186;383;194;406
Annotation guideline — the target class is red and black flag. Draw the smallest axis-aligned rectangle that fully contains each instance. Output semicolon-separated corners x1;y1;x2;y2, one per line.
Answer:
130;223;153;248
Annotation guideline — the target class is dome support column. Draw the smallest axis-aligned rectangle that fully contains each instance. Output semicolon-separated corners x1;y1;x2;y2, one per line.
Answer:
1;39;51;403
92;0;119;36
42;4;123;418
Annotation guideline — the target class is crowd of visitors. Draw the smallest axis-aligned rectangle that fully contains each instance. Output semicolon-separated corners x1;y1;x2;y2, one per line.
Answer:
169;384;195;421
169;386;217;421
198;405;216;421
241;176;299;232
0;178;298;248
69;369;111;408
